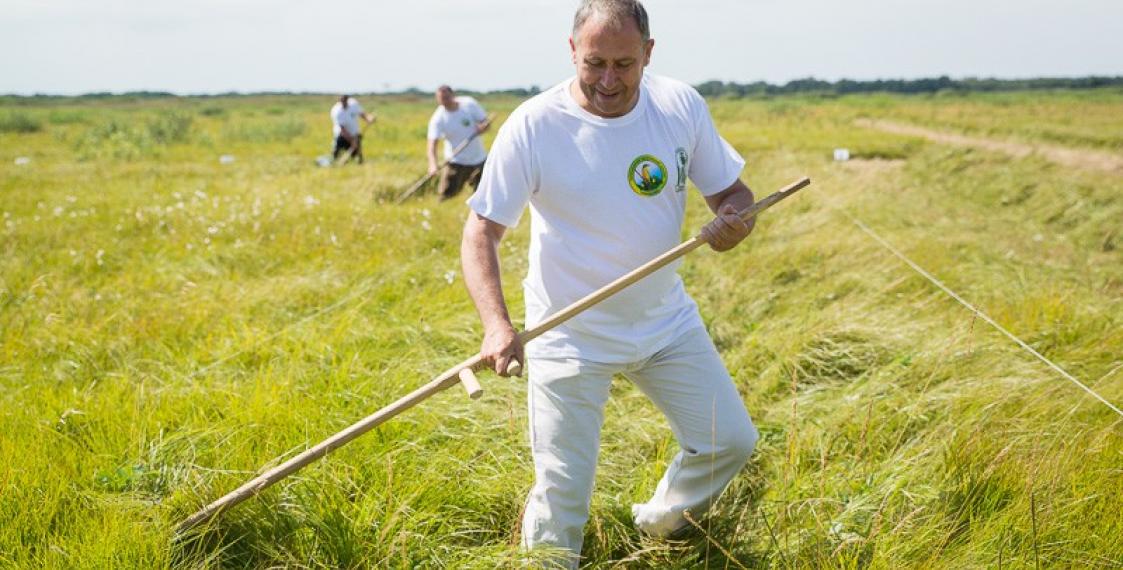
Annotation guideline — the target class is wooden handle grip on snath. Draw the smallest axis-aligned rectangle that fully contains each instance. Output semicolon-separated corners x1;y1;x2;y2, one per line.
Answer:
459;360;523;399
176;176;811;534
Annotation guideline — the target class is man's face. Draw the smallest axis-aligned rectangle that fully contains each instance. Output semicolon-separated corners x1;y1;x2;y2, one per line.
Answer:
436;89;456;110
569;16;653;118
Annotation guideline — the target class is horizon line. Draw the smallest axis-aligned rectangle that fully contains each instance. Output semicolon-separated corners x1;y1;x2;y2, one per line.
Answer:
3;74;1122;99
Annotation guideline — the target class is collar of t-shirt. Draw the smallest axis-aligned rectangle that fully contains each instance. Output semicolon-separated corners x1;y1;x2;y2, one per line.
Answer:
562;77;649;127
438;99;470;120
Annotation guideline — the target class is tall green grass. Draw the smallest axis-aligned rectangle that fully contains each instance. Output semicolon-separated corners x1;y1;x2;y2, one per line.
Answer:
0;111;43;133
1;92;1120;568
221;117;307;144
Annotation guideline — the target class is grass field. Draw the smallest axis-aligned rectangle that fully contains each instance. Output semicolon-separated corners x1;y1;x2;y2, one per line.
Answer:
1;88;1121;568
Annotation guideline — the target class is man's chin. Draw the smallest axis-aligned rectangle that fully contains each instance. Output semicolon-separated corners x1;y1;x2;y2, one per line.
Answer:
593;95;627;116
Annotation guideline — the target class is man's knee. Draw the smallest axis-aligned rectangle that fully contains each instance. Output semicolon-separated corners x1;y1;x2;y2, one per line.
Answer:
720;415;758;464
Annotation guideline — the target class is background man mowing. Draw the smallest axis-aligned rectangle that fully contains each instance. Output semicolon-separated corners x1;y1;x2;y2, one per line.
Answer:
427;85;490;200
330;94;375;164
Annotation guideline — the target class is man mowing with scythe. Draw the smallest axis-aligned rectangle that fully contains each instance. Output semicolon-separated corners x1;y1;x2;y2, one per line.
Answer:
330;94;375;165
462;0;759;566
427;85;491;201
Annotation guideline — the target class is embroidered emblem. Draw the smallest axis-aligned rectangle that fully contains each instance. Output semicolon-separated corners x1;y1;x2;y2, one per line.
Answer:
674;147;688;192
628;154;668;197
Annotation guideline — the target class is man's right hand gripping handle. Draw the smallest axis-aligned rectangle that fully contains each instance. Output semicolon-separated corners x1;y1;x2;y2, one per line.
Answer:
481;322;525;377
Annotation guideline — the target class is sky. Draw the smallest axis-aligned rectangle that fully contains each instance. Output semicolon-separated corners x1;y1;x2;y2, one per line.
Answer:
2;0;1121;95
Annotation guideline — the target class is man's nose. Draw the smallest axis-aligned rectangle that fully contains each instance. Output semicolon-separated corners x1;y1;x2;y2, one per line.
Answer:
599;68;619;89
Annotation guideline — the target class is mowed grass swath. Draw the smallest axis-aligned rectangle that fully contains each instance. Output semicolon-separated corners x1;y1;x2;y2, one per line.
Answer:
1;89;1121;567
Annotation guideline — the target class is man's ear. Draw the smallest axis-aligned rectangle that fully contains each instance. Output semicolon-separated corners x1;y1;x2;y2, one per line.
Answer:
643;38;655;66
569;37;578;65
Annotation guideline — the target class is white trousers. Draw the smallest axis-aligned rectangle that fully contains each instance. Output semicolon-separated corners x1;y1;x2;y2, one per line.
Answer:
521;327;758;567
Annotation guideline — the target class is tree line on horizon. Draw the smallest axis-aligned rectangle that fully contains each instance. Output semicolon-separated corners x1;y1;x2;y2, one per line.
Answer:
3;75;1122;101
693;75;1123;97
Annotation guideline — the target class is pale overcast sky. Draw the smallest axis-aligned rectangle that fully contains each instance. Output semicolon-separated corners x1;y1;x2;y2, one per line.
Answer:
2;0;1120;95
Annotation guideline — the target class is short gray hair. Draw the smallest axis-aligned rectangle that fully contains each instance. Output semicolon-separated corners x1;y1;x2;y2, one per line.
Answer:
572;0;650;42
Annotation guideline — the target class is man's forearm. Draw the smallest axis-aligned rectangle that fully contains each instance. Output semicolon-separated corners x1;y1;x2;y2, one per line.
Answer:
427;139;439;170
461;217;513;333
462;213;524;375
717;179;755;214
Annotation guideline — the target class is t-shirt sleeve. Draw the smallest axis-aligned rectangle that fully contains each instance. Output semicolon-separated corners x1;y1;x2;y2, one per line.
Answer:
426;111;441;141
350;99;365;114
686;92;745;196
469;99;487;122
466;117;534;228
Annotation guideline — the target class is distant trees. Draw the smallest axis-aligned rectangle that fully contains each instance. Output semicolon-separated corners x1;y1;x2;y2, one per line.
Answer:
693;76;1123;98
3;77;1120;102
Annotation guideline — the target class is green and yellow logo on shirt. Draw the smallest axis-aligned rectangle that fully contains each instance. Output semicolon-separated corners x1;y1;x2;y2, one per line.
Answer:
628;154;667;197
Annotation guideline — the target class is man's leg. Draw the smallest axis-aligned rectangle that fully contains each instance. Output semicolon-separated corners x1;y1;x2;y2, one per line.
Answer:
439;164;470;201
332;135;348;160
354;134;363;164
435;166;452;198
625;327;758;537
523;357;615;568
466;159;486;190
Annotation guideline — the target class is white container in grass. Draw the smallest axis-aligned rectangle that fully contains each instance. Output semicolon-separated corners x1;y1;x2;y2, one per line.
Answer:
14;157;31;166
219;154;236;164
833;148;850;161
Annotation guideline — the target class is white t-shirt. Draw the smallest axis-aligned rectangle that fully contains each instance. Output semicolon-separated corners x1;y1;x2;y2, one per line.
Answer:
427;96;488;165
331;98;365;138
467;73;745;363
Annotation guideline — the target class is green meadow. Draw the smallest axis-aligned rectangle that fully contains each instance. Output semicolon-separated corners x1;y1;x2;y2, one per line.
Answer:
1;88;1121;568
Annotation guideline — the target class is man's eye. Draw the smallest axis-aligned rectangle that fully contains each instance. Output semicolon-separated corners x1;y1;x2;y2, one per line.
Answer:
587;60;606;68
616;61;633;70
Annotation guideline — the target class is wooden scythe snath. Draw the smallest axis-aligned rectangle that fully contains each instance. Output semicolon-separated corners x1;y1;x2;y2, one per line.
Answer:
178;176;811;534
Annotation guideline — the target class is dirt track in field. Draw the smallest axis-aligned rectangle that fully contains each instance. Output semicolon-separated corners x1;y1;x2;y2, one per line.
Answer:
856;119;1123;175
